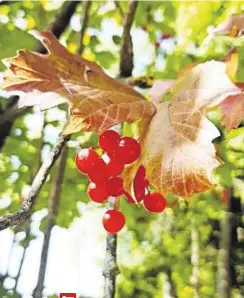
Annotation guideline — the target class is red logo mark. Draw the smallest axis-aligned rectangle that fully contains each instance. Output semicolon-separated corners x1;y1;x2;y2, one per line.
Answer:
60;294;76;298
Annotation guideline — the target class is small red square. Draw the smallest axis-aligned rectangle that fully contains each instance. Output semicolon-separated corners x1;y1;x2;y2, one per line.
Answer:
60;294;76;298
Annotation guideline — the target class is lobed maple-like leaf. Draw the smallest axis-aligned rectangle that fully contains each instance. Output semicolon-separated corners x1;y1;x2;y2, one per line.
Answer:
2;31;156;134
124;61;242;197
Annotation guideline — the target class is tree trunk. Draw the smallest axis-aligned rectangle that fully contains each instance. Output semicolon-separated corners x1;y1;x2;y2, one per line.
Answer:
33;146;68;298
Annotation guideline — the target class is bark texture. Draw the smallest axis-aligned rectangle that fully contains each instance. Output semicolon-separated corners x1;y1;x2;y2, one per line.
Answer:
119;0;138;77
103;198;119;298
0;135;69;231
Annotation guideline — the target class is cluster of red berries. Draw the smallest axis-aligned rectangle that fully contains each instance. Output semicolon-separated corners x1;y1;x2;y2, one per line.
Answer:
75;129;167;234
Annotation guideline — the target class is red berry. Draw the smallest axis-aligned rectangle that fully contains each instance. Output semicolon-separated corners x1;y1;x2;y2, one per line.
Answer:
103;210;125;234
144;192;167;213
99;130;121;153
88;182;109;203
124;192;135;204
103;153;124;177
114;137;141;164
133;165;148;202
107;177;124;196
88;159;110;183
75;148;99;174
134;185;146;202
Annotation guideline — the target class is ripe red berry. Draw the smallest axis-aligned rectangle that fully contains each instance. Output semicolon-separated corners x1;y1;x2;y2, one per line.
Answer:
114;137;141;164
133;165;148;202
87;182;109;203
107;177;124;196
134;185;146;202
88;159;110;183
99;130;121;153
103;153;124;177
75;148;99;174
144;192;167;213
103;210;125;234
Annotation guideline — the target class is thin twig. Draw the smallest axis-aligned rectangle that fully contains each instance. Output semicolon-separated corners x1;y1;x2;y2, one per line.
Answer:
0;135;69;231
78;1;92;55
103;2;138;296
119;0;138;77
103;198;119;298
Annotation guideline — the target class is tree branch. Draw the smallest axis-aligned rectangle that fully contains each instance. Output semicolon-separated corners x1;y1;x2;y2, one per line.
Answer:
103;198;120;298
119;0;138;77
37;1;81;53
78;1;92;55
0;1;18;5
33;145;68;298
0;135;69;231
0;96;25;150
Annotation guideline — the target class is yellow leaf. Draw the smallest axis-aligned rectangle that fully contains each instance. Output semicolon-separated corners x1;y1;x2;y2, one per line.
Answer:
226;52;238;82
26;15;36;30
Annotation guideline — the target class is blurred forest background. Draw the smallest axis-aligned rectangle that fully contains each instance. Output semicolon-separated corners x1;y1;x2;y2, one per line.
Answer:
0;1;244;298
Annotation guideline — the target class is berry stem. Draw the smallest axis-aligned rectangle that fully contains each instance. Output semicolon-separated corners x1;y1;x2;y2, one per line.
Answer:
113;197;120;210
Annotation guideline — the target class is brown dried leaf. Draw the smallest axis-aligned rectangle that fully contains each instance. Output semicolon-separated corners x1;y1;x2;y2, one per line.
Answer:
2;31;156;134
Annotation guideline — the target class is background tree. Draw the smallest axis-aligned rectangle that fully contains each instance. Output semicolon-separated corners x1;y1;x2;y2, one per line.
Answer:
0;1;244;298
